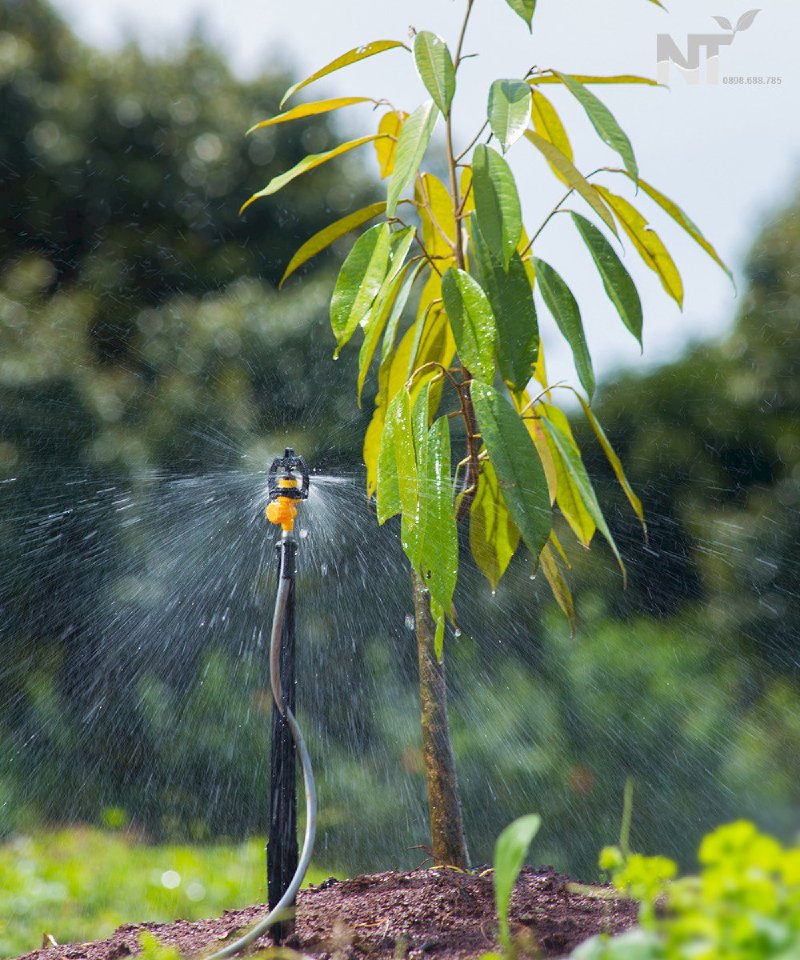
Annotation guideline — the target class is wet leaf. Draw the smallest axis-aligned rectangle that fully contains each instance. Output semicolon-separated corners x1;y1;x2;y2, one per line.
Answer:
494;815;542;950
541;412;625;582
374;110;408;179
539;542;575;632
470;461;520;590
524;131;617;236
553;72;639;183
441;268;496;383
413;32;455;117
387;100;439;217
596;186;684;307
571;212;643;347
280;40;406;107
471;382;551;559
330;223;393;353
280;201;387;288
503;0;537;31
530;89;574;174
487;79;531;152
472;144;522;269
472;220;537;392
247;97;372;134
241;135;379;213
539;402;596;546
533;257;595;399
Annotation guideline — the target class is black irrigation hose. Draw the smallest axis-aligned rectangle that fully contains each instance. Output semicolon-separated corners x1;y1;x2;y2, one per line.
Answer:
205;539;317;960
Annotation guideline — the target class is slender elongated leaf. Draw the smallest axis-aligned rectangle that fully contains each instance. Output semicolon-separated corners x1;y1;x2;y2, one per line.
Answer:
472;220;537;391
554;72;639;182
574;392;646;535
441;268;496;383
541;413;625;581
503;0;537;30
330;223;392;352
413;32;455;117
376;390;403;524
280;201;386;287
471;382;551;558
241;135;378;213
539;402;596;546
417;416;458;620
280;40;406;107
416;172;456;261
530;88;573;167
374;110;408;179
488;79;532;152
472;144;522;269
596;186;684;307
533;257;595;399
470;461;520;590
571;212;643;347
524;131;617;236
614;172;733;282
248;97;371;134
387;100;438;216
528;73;659;86
494;815;542;950
382;262;427;366
539;542;575;632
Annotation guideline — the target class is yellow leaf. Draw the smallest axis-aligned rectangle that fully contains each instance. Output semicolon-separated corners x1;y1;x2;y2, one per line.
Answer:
470;461;520;590
524;131;617;237
415;172;456;262
460;166;475;216
596;185;684;307
523;412;557;504
530;89;574;179
248;97;372;134
529;73;660;87
539;542;576;632
374;110;408;179
540;402;596;547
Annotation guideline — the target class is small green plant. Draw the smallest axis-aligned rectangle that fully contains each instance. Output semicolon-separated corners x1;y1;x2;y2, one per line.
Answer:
485;814;541;958
137;932;183;960
574;821;800;959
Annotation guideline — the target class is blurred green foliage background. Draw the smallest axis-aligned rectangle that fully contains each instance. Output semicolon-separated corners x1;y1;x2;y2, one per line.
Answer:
2;0;800;953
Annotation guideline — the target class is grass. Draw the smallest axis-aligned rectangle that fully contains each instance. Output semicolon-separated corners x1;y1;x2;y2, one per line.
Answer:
0;827;332;958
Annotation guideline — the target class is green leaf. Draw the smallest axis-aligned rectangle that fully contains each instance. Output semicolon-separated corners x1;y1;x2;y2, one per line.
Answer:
387;100;439;217
574;392;646;537
330;223;393;353
503;0;537;31
470;461;520;590
533;257;595;399
377;388;418;556
554;72;639;183
494;815;542;950
618;172;733;283
540;542;575;632
280;201;387;288
280;40;406;108
416;416;458;619
241;135;378;213
571;212;643;347
376;391;402;524
596;186;684;307
441;268;496;383
472;220;537;392
247;97;372;134
541;413;625;582
471;382;551;559
413;32;455;117
524;131;617;237
528;73;659;87
382;262;427;365
487;79;532;152
472;144;522;269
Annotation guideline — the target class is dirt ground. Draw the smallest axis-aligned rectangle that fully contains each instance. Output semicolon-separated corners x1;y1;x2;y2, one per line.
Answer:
16;867;637;960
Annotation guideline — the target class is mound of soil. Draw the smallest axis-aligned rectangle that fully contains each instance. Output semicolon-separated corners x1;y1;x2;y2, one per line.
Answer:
17;867;637;960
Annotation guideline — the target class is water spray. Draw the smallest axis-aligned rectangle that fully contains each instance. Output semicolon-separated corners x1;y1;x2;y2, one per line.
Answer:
205;448;316;959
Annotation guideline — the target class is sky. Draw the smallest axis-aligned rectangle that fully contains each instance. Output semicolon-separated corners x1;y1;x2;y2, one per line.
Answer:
49;0;800;384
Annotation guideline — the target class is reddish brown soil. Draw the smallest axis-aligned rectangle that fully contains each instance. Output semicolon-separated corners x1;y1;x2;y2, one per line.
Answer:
16;867;637;960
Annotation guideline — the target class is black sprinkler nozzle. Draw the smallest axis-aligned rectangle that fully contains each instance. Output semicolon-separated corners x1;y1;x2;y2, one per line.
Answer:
267;447;310;503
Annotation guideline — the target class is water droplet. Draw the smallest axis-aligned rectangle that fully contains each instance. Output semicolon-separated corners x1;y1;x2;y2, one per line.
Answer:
454;627;462;639
299;528;309;539
321;563;328;575
404;614;415;631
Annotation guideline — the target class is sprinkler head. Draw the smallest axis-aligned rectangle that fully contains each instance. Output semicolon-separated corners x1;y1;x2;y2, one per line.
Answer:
266;448;309;533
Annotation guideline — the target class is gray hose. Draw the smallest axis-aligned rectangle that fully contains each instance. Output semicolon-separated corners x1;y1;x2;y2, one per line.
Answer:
204;555;317;960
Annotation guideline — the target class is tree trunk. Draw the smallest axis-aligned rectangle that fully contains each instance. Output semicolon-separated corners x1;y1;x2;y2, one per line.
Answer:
411;568;470;869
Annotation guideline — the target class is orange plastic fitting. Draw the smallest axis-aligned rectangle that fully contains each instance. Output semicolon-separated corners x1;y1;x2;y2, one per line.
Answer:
265;477;300;532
